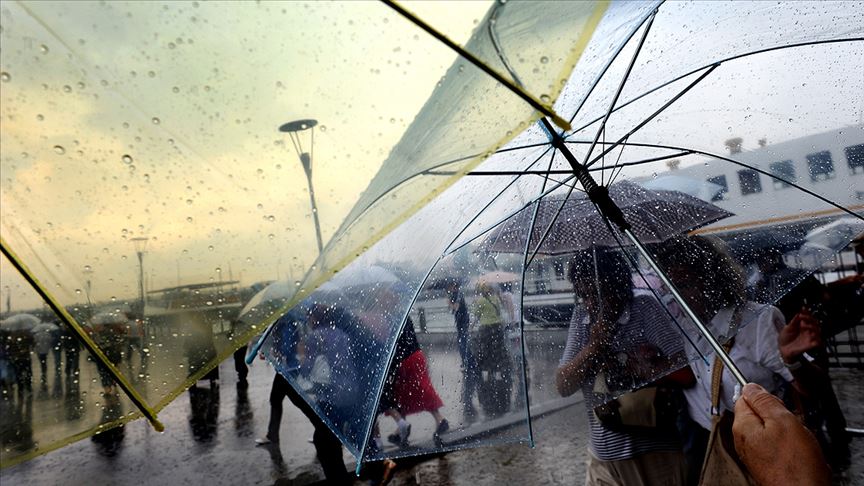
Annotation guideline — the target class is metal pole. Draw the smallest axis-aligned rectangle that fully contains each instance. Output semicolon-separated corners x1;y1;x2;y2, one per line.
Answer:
301;153;324;254
623;229;747;386
540;117;748;387
137;250;146;315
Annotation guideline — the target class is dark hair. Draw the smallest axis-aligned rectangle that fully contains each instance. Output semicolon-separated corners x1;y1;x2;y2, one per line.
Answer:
655;235;745;315
568;248;633;307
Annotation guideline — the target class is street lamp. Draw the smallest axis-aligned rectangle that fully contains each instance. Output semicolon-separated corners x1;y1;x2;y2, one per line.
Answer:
279;118;323;254
130;237;149;318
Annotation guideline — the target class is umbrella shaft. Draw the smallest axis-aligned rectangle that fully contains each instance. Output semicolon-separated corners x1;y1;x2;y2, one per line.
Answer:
540;118;630;233
624;229;748;387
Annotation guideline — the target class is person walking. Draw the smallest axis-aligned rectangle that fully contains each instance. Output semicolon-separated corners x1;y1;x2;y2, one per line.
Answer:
446;280;479;421
556;249;689;486
255;308;353;485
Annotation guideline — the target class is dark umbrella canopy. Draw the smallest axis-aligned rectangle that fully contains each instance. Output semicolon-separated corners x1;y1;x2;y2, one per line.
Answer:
481;180;732;255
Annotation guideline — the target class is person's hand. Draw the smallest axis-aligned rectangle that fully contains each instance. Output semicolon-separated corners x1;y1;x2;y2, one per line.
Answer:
732;383;830;486
778;308;821;363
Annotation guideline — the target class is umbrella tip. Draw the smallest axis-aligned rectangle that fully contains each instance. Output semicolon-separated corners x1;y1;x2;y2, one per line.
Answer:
549;113;571;132
149;417;165;432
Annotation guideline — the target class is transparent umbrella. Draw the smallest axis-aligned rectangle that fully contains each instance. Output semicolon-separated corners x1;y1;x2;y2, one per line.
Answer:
0;0;608;466
255;0;863;469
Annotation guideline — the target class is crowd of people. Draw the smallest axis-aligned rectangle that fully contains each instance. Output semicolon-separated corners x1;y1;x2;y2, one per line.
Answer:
240;232;859;486
2;232;857;485
556;235;853;486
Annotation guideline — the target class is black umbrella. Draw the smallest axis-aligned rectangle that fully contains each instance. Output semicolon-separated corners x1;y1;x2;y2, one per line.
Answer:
481;179;732;255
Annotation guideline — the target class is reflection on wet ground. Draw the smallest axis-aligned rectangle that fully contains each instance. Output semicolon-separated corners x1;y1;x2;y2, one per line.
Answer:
2;350;863;485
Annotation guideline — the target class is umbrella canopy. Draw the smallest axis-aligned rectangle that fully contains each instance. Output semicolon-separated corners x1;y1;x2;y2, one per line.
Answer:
30;322;59;335
255;0;864;469
0;313;41;332
1;0;863;470
0;0;607;466
804;218;864;250
481;180;732;255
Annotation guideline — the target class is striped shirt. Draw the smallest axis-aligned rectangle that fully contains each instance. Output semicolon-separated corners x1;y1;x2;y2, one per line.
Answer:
560;292;685;461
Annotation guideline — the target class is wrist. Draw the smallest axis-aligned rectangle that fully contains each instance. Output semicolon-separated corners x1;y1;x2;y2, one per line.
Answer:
781;354;802;371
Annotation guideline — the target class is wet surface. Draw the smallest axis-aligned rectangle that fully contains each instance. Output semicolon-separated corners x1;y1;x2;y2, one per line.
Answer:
2;357;862;485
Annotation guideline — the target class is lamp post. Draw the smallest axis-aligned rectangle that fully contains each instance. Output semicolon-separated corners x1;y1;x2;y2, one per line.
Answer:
279;119;323;254
130;237;149;318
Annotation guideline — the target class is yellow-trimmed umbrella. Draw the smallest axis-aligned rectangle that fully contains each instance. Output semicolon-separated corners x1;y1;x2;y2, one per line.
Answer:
0;0;609;466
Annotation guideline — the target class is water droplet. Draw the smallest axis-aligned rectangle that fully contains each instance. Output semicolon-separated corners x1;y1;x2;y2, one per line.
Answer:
151;117;160;125
122;154;133;164
540;94;551;103
168;42;176;49
148;70;156;78
186;217;193;223
540;56;549;64
267;233;275;240
53;145;66;155
207;245;214;251
63;85;72;93
172;86;180;93
77;82;85;90
36;114;44;121
0;72;10;82
266;215;275;222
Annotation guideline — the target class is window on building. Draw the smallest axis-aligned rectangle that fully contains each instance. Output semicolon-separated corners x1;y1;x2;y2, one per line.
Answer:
708;175;728;201
769;160;796;189
738;169;762;195
845;144;864;174
807;151;835;181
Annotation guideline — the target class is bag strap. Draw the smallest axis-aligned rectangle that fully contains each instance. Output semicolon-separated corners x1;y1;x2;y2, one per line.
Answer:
710;305;745;415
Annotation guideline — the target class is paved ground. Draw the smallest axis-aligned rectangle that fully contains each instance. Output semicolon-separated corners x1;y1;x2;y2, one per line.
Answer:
2;358;862;485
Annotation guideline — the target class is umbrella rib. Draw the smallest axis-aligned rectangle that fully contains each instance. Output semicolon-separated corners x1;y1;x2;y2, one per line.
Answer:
440;147;555;256
579;11;657;174
607;135;632;186
456;147;705;259
512;149;563;445
381;0;572;130
570;139;864;222
525;185;582;268
445;173;585;258
456;149;692;177
357;144;554;462
487;2;525;89
583;63;719;169
0;239;164;432
568;37;864;139
566;2;663;127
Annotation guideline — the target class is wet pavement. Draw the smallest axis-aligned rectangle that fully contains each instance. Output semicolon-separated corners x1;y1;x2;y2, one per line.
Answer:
2;356;862;485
